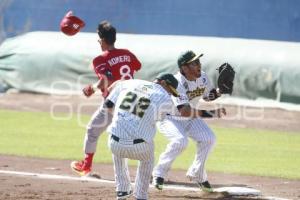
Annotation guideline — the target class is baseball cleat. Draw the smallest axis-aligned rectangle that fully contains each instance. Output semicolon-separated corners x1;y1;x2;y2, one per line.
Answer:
153;176;164;190
70;160;91;176
116;190;133;200
197;181;213;192
186;174;194;181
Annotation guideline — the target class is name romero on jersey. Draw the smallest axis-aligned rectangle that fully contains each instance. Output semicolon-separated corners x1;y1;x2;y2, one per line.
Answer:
108;55;131;66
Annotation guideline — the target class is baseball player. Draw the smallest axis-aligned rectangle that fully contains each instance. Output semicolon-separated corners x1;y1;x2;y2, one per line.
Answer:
70;21;142;176
152;50;226;192
105;73;179;200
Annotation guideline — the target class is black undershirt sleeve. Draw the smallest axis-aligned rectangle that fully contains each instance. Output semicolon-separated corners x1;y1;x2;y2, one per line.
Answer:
200;110;215;118
104;100;115;108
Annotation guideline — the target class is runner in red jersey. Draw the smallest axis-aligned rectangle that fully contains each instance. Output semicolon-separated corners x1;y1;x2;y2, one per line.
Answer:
93;48;141;97
70;21;141;176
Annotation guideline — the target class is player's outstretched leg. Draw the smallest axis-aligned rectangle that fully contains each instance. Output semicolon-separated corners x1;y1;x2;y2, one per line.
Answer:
71;105;112;176
152;119;188;190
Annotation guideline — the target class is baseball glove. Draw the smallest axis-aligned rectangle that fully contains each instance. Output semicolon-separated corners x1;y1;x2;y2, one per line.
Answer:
217;63;235;94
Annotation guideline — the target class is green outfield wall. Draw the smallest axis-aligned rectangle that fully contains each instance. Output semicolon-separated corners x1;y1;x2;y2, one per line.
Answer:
0;32;299;103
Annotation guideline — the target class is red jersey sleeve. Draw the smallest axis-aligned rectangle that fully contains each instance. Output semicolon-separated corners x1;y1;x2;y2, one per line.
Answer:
93;57;109;80
130;52;142;71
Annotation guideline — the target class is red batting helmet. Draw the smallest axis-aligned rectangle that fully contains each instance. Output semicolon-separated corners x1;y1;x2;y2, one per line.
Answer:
60;11;85;36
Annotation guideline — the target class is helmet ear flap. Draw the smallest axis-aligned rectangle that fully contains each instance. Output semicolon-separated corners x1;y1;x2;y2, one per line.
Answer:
60;11;85;36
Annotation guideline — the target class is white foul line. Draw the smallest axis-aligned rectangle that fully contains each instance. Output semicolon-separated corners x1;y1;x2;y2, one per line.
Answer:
0;169;291;200
0;169;198;191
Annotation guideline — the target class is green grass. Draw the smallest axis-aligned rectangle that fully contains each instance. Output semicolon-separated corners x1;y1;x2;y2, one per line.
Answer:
0;109;299;179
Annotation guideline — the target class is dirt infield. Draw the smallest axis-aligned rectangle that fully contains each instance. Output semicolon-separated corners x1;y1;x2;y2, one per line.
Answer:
0;93;300;199
1;155;300;200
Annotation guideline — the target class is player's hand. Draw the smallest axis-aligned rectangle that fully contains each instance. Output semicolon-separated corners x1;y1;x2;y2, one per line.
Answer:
216;107;226;118
82;85;95;97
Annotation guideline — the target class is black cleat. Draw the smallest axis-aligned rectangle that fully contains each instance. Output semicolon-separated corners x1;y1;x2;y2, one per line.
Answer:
153;176;164;190
198;181;213;192
116;190;133;200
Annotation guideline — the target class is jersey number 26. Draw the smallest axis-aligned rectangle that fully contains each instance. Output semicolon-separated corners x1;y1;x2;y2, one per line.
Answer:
119;91;150;118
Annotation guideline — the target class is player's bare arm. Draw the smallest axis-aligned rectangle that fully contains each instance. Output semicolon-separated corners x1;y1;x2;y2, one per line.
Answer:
82;75;110;97
95;74;110;90
178;104;226;118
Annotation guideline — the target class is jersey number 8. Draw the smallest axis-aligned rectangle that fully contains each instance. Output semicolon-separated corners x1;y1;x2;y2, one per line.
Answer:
120;65;133;80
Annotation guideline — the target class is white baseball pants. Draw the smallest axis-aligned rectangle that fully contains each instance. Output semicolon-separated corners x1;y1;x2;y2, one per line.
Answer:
108;137;154;199
83;103;113;153
153;117;216;182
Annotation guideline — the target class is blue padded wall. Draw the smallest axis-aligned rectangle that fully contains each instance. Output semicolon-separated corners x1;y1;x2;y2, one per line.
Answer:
1;0;300;42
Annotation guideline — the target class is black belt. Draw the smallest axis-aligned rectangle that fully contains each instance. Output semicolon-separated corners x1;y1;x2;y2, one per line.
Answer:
111;134;145;144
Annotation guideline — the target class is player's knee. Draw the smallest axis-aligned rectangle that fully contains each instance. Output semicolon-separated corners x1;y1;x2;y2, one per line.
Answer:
204;131;216;146
173;137;188;151
86;127;100;141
